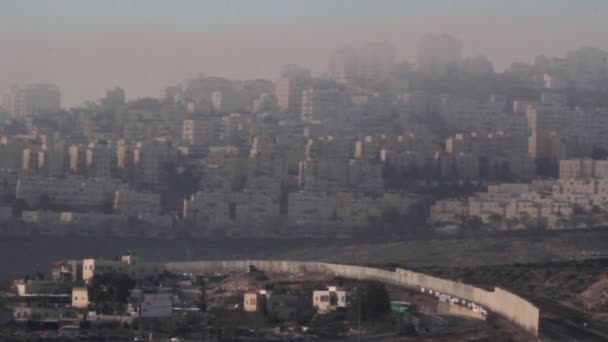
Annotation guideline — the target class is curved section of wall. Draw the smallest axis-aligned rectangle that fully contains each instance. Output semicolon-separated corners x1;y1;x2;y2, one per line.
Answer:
165;260;539;337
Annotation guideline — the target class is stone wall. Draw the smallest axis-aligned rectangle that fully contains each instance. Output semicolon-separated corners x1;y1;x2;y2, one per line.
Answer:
165;260;539;337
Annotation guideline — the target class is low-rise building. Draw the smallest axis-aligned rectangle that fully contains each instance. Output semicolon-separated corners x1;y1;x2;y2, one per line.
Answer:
13;279;60;296
82;253;163;282
72;287;89;309
244;291;268;313
313;286;349;313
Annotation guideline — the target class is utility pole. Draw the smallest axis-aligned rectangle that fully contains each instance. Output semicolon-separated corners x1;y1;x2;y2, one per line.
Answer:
356;285;361;342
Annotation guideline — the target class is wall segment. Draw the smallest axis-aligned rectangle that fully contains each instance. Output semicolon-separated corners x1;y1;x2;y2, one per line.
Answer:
165;260;539;336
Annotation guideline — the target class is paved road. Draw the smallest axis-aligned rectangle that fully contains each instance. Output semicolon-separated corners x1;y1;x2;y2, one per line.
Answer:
534;296;608;342
540;318;607;342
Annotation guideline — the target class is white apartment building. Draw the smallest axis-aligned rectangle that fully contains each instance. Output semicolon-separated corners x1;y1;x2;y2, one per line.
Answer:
313;286;350;313
72;288;89;309
431;175;608;229
559;159;608;179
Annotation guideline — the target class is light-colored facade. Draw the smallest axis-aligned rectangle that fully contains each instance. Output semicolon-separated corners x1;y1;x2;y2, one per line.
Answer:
431;174;608;229
313;286;349;313
16;174;121;210
3;84;61;118
72;287;89;309
244;291;267;313
559;159;608;180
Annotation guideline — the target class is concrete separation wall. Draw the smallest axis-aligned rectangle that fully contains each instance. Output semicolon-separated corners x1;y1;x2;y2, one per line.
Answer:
165;260;539;337
436;301;485;320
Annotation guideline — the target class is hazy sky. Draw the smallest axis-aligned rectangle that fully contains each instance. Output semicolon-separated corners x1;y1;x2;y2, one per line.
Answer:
1;0;607;106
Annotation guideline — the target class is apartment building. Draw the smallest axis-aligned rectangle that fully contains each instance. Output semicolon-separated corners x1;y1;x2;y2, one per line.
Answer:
313;286;350;313
82;254;163;283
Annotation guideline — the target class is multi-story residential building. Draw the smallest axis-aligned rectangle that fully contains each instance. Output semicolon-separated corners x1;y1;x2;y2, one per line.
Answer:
437;152;479;179
133;139;175;187
417;33;462;76
82;253;163;282
430;200;468;224
16;174;121;210
114;189;161;216
3;84;61;118
182;118;218;148
329;45;359;84
184;176;281;235
445;132;529;158
275;65;310;114
301;86;349;123
211;89;239;114
431;168;608;229
0;137;29;170
357;41;396;83
287;190;414;229
329;42;395;84
559;159;608;179
313;286;350;313
13;279;60;296
86;140;114;178
100;87;125;111
68;144;87;174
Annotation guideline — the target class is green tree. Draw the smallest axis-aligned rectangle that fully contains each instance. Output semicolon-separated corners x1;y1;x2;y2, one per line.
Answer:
199;279;207;311
88;272;135;314
350;281;391;323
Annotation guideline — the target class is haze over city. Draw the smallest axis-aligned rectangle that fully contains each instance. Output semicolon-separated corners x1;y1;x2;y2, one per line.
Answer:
3;1;608;341
1;0;608;105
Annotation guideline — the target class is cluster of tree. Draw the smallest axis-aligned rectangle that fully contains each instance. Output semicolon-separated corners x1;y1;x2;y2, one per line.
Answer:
88;272;135;315
349;281;391;323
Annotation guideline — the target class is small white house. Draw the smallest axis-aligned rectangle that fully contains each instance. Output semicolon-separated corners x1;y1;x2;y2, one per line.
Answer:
313;286;350;313
71;287;89;309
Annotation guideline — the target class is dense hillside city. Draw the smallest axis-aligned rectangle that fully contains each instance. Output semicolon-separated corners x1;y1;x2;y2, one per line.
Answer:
1;39;608;239
3;1;608;341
